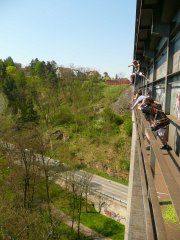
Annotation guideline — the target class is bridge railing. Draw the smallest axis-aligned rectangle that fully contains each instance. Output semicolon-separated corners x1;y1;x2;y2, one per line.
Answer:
126;108;180;240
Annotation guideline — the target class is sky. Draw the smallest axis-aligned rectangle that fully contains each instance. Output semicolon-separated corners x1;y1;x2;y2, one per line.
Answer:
0;0;136;78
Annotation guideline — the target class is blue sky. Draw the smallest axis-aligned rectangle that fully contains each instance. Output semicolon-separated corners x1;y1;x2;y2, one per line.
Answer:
0;0;136;78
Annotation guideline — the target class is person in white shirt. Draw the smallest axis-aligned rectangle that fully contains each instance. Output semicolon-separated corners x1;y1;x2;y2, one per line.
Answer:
131;89;147;110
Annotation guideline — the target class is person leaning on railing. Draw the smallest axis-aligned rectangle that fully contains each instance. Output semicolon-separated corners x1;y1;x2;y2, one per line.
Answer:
139;97;172;151
131;89;147;110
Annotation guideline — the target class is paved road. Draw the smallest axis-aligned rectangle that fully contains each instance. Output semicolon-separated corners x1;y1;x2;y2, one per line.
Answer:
36;155;128;204
76;171;128;204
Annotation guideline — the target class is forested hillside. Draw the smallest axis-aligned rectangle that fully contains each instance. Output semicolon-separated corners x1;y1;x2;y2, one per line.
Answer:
0;56;131;239
0;57;132;181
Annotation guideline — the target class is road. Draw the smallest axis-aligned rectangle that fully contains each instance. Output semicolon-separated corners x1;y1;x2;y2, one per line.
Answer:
32;155;128;205
76;171;128;204
57;169;128;204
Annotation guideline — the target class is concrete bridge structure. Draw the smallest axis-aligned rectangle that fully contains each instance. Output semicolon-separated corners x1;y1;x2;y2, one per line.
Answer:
125;0;180;239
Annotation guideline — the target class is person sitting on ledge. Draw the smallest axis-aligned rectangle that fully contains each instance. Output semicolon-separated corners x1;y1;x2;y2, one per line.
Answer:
128;59;147;84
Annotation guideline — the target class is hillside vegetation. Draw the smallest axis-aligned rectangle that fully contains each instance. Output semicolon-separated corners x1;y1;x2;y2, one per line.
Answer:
0;57;132;183
0;57;131;239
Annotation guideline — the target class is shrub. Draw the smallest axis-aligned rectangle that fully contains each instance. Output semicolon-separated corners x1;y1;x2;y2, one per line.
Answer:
114;115;124;125
120;160;130;171
49;183;62;199
103;107;123;126
53;107;75;126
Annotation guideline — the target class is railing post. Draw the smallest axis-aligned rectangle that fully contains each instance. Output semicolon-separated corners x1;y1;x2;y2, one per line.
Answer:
141;118;145;138
150;146;156;177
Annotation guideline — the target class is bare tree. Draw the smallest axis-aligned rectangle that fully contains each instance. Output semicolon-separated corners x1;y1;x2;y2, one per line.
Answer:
65;170;92;238
96;191;109;214
34;134;58;239
0;125;61;239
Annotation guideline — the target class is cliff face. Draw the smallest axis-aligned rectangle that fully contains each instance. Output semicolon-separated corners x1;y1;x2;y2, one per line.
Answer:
111;86;133;115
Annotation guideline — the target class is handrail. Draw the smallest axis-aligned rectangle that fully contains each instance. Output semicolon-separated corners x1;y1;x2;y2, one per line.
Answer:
133;108;180;239
135;110;167;239
136;138;155;239
138;110;180;222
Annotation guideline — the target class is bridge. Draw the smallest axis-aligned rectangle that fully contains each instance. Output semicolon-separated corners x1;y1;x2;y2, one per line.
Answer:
125;0;180;239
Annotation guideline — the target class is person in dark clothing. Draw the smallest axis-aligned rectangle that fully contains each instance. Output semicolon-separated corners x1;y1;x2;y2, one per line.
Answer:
140;97;172;151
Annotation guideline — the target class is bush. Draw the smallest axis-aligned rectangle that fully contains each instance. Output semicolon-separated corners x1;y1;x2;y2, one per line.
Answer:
114;115;124;125
49;183;62;199
120;160;130;171
103;107;123;126
53;107;75;126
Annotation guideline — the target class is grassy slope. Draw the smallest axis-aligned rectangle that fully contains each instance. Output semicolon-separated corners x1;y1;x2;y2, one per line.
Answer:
47;84;132;184
80;212;125;240
0;81;131;184
52;184;125;240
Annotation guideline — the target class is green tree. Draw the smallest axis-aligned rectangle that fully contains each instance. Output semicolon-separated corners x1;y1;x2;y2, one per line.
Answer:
4;56;15;67
0;59;6;80
46;61;58;88
20;99;39;124
15;69;27;88
103;72;110;81
6;65;17;76
2;75;18;113
30;58;39;74
34;61;46;78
